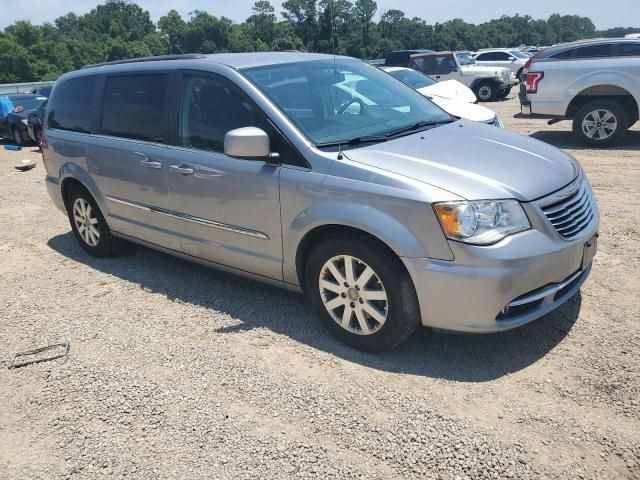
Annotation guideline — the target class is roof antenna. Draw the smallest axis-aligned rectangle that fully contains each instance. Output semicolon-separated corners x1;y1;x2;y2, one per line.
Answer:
331;1;344;160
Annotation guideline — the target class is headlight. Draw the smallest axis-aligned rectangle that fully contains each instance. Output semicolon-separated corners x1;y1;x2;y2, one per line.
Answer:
21;119;29;125
434;200;530;245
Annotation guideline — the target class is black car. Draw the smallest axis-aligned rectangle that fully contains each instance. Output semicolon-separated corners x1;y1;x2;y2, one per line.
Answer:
0;94;48;146
31;85;54;97
27;100;47;144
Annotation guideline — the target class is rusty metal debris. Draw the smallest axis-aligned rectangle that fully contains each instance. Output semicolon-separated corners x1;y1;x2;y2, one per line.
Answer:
9;342;70;369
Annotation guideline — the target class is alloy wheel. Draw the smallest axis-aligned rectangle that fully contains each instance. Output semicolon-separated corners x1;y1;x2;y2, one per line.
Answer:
73;198;100;247
318;255;388;335
582;109;617;141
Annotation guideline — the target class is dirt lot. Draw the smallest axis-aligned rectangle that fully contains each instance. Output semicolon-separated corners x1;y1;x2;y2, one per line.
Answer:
0;95;639;479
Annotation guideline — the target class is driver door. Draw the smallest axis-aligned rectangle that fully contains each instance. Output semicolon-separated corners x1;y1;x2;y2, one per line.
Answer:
165;72;283;281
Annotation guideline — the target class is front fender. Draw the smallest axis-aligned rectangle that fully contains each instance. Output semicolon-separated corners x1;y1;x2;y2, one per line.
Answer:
283;200;454;286
292;201;432;257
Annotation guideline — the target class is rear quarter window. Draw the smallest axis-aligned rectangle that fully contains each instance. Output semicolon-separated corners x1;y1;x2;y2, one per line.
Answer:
47;76;96;133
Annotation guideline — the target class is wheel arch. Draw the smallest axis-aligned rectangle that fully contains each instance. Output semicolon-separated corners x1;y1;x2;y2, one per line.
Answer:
566;84;639;122
59;164;107;213
294;224;406;289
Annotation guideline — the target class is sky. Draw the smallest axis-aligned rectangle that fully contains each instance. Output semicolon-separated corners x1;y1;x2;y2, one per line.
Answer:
1;0;639;31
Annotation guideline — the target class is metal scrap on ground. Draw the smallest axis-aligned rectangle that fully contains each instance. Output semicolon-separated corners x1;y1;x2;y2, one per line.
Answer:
9;342;70;369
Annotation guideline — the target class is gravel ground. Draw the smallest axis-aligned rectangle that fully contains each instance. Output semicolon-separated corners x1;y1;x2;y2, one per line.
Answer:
1;95;639;479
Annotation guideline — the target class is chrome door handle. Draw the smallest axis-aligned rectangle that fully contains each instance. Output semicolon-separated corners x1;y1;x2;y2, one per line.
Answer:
140;159;162;169
169;164;194;175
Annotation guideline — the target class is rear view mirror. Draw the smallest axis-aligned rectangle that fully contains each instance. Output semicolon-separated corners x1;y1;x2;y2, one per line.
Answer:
224;127;273;160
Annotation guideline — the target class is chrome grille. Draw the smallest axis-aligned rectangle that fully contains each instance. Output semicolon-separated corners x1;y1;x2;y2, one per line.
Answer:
541;179;595;240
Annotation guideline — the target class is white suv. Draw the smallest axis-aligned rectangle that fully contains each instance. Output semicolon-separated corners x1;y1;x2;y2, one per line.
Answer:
473;49;529;81
519;38;640;146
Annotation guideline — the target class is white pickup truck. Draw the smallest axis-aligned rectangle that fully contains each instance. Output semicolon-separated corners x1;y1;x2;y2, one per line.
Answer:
519;38;640;146
409;51;517;102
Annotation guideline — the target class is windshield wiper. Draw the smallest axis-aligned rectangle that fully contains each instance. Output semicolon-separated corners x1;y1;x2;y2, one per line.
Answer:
384;119;454;138
316;135;390;148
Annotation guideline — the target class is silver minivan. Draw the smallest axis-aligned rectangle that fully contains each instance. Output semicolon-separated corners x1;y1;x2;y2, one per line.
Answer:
43;53;599;351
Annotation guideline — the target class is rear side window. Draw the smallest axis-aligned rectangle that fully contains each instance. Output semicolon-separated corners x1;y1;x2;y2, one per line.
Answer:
618;43;640;56
574;44;613;58
47;76;95;133
101;74;169;143
553;44;613;59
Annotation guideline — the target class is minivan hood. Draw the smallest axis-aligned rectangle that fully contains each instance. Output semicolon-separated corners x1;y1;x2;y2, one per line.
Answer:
342;120;580;201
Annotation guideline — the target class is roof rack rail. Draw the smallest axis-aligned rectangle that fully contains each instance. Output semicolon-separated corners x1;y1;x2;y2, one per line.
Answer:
82;54;207;69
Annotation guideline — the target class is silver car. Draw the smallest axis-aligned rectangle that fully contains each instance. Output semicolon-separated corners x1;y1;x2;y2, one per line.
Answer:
43;53;599;351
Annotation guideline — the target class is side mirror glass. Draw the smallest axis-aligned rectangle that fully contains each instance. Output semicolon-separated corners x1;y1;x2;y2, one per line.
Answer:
224;127;272;160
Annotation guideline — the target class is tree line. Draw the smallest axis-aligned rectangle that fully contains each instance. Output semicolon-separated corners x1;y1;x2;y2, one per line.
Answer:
0;0;638;83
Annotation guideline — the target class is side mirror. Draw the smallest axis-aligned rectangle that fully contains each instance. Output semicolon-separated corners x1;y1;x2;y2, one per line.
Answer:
224;127;277;162
509;57;516;62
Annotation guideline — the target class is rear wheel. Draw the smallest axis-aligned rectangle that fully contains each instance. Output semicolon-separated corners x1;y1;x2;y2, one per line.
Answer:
304;233;420;351
573;100;629;147
474;81;497;102
66;186;123;257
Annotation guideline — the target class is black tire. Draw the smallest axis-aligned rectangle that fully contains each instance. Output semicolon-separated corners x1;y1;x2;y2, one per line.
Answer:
11;127;24;146
497;87;511;99
572;99;629;147
304;233;420;351
474;81;497;102
66;186;123;257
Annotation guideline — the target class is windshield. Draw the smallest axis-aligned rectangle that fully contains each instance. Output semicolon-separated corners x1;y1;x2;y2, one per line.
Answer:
386;68;436;89
10;96;46;112
242;59;451;146
509;50;529;59
455;52;476;65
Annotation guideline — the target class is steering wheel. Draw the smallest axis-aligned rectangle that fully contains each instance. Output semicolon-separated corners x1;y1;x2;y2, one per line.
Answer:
337;97;366;115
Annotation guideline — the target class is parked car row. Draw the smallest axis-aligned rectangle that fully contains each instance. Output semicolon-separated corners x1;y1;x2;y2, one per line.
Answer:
382;49;518;102
381;67;503;127
519;37;640;146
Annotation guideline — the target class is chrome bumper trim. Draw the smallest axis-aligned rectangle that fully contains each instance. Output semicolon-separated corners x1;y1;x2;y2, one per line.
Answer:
508;268;583;307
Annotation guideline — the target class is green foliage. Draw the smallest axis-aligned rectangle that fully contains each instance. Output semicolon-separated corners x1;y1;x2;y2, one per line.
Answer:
0;0;637;82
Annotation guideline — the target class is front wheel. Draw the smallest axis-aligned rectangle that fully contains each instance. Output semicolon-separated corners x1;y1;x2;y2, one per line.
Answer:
497;88;512;99
66;186;123;257
573;100;629;147
304;234;420;351
12;127;24;146
474;81;497;102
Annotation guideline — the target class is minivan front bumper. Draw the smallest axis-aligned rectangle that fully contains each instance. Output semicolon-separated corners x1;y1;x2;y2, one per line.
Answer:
402;223;598;333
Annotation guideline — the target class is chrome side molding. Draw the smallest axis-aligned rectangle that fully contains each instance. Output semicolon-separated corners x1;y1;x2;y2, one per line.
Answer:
106;196;269;240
